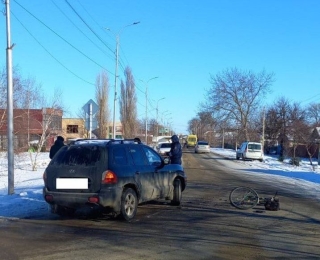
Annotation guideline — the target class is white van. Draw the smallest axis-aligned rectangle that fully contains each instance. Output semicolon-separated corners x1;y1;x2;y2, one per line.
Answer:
236;142;263;162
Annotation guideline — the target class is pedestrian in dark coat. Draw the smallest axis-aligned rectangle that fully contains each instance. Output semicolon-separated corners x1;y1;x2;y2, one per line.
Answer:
49;136;65;159
168;134;182;165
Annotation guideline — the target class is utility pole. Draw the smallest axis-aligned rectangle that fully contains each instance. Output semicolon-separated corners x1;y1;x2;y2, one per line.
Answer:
140;77;158;144
156;97;165;137
108;22;140;139
262;107;265;152
112;35;119;139
5;0;15;194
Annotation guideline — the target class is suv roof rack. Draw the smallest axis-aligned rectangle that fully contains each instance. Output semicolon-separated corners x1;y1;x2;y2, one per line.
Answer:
107;138;142;145
68;138;142;145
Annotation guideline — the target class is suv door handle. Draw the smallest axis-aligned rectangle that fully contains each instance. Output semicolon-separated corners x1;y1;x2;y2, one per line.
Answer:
135;171;140;175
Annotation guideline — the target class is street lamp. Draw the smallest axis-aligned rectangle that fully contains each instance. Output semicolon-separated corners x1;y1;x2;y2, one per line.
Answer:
140;77;158;144
156;97;165;137
164;116;172;136
160;111;172;136
107;21;140;139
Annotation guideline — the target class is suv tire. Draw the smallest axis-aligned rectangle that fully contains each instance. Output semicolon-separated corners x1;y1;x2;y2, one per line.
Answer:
120;188;138;221
171;179;182;206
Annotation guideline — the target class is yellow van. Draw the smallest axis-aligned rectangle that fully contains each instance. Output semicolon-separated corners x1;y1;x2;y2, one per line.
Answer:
186;135;197;148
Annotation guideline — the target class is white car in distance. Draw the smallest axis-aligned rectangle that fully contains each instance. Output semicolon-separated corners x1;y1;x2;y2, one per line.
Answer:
156;142;172;157
195;141;210;153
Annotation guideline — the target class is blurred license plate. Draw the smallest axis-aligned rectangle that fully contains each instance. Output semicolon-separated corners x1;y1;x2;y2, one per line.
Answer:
56;178;88;189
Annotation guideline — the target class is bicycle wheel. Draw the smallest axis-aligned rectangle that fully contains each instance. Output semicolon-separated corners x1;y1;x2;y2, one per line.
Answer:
229;186;259;210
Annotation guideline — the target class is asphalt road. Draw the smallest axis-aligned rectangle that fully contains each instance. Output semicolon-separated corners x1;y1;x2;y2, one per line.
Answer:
1;149;320;260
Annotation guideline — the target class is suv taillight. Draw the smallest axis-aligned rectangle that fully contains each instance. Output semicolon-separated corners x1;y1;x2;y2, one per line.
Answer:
102;170;118;184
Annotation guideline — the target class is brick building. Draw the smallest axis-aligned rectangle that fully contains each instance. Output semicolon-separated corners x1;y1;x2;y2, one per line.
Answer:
0;108;62;151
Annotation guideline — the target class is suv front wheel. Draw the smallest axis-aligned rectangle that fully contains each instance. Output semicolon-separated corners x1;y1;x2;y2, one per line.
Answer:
171;179;182;206
120;188;138;221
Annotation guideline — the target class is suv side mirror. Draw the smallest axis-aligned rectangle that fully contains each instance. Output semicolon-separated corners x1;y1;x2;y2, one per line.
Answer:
163;157;170;165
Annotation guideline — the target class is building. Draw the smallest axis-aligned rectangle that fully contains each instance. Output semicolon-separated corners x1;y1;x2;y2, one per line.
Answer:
0;107;127;151
62;118;87;142
0;108;62;151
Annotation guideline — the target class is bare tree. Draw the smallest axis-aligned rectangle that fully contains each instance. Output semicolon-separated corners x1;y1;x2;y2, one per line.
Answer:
0;67;27;149
119;67;138;138
149;118;158;137
76;108;90;138
95;71;110;138
187;117;200;135
288;102;308;162
205;67;274;142
28;88;64;170
306;102;320;127
265;97;292;158
0;66;25;109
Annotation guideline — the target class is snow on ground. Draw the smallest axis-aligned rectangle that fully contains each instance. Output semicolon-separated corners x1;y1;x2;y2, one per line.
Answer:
0;149;319;219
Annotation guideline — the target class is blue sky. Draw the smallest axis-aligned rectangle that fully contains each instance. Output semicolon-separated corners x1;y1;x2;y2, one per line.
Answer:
1;0;320;134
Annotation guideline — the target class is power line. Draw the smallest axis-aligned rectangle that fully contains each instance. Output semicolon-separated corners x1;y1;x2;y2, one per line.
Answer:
75;0;113;40
300;93;320;104
64;0;114;54
64;0;134;84
71;0;129;75
11;11;95;86
50;0;115;62
13;0;114;75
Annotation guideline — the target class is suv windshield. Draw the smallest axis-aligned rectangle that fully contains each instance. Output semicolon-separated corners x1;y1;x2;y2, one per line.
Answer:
51;146;102;166
198;141;208;145
160;143;171;148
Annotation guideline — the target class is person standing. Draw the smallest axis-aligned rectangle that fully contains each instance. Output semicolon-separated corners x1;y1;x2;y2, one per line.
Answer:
49;136;65;159
168;134;182;165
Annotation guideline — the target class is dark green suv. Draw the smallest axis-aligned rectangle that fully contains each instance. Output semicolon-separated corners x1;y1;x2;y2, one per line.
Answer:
43;139;187;221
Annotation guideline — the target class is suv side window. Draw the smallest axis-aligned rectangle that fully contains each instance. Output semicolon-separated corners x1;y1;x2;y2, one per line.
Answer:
113;147;128;165
129;146;148;165
142;146;162;166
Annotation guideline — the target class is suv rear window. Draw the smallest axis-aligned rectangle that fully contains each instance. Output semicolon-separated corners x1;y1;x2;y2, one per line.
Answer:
51;146;102;166
248;144;261;150
198;141;208;145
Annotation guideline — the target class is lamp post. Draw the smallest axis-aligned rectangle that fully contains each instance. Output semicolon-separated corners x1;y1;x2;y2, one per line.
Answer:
107;21;140;139
156;97;165;137
140;77;158;144
164;117;172;136
161;111;171;136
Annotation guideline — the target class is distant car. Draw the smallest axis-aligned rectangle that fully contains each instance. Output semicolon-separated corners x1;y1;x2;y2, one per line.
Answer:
43;139;187;221
156;142;172;157
195;141;210;153
236;141;263;162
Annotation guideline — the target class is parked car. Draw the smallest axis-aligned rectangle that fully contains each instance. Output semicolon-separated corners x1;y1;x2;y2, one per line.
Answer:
43;139;187;221
156;142;172;157
195;141;210;153
236;141;264;162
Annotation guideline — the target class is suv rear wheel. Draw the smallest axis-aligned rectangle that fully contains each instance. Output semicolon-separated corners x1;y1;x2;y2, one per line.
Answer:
120;188;138;221
171;179;182;206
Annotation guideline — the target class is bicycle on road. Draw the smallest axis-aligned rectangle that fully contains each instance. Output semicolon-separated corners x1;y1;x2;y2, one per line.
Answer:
229;186;260;209
229;186;279;210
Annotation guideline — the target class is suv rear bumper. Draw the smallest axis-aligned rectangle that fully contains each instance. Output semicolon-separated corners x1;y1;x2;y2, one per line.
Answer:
43;186;123;212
